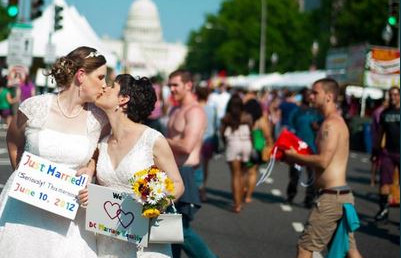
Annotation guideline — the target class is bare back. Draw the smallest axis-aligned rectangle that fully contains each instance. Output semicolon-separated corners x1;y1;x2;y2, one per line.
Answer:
315;113;349;188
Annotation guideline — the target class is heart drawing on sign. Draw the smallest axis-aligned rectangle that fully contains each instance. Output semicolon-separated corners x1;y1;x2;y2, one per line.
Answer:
117;209;135;228
103;201;121;220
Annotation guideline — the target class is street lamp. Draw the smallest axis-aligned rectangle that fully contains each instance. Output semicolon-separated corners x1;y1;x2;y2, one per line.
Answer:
310;40;319;70
270;52;278;71
382;24;393;45
259;0;266;74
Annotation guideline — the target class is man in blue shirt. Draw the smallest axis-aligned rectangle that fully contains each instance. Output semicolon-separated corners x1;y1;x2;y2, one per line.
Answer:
285;88;322;208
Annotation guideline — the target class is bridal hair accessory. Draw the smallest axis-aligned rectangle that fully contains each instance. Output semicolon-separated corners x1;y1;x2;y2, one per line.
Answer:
85;51;101;59
129;165;175;218
257;128;313;186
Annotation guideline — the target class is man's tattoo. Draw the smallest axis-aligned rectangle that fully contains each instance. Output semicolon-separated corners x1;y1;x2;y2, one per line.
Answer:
322;125;329;139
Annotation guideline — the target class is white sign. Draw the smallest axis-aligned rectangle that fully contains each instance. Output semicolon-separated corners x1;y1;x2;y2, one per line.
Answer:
364;71;400;89
9;152;88;220
44;43;57;64
86;184;149;247
6;24;33;67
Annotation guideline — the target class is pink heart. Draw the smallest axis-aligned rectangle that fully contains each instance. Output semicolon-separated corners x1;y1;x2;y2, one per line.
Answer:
117;209;135;228
103;201;121;220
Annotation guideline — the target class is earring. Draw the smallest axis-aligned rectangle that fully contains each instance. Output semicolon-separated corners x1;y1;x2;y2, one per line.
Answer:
114;105;120;112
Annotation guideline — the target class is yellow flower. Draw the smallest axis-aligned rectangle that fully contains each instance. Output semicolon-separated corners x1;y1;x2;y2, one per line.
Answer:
149;167;159;175
142;208;160;218
134;169;148;178
165;178;175;194
132;182;140;195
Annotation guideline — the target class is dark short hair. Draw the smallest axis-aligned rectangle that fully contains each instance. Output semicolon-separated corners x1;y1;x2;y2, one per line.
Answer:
195;86;210;101
313;78;339;101
169;69;193;84
115;74;156;123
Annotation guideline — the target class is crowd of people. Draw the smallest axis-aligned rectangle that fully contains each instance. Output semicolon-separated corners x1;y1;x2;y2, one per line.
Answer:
0;45;398;258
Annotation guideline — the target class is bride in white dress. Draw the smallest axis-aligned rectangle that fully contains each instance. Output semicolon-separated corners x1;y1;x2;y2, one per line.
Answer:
0;47;109;257
81;74;184;257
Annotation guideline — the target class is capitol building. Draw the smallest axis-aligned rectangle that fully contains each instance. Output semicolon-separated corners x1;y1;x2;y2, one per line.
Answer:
102;0;188;77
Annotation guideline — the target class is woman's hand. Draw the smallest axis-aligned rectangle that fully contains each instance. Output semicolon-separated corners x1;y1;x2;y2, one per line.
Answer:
75;163;95;208
78;188;89;208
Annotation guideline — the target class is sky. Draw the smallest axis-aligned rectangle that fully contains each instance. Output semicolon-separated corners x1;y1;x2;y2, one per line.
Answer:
48;0;224;43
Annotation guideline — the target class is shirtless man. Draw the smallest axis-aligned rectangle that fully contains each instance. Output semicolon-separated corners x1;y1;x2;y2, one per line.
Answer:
166;69;216;258
284;78;362;258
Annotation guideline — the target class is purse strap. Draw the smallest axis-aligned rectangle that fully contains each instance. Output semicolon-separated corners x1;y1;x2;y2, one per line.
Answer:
171;200;178;214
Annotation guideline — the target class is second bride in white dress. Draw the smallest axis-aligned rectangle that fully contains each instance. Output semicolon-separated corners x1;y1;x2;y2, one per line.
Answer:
83;74;185;257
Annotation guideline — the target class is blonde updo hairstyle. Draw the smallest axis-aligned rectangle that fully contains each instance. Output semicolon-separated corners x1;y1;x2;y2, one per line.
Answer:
48;46;106;88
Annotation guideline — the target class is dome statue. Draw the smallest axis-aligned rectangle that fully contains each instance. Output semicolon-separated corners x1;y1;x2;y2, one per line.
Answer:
124;0;163;43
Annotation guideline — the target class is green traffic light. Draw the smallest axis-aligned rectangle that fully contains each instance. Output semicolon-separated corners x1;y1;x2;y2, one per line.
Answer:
7;5;19;17
388;16;397;26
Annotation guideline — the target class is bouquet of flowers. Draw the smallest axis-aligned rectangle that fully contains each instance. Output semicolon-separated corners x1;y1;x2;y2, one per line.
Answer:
129;165;175;218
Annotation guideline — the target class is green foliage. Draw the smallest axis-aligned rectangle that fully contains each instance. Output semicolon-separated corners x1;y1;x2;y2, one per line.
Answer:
184;0;395;77
184;0;317;77
0;5;14;41
335;0;394;47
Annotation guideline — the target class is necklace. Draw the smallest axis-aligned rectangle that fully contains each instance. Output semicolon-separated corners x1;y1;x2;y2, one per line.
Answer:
57;93;85;119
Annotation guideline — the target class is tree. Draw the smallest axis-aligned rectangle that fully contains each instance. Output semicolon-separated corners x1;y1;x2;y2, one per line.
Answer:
184;0;316;77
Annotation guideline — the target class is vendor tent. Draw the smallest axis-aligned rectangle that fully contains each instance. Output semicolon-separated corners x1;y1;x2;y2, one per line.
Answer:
248;72;282;91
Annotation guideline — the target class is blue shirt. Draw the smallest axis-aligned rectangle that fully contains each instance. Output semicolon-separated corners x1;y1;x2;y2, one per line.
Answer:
288;106;322;153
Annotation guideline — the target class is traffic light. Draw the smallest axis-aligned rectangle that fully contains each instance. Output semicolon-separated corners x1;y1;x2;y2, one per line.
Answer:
388;0;399;26
54;5;63;31
30;0;44;20
7;0;19;18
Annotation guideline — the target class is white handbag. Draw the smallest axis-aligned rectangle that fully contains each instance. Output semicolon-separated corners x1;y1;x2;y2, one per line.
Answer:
148;202;184;244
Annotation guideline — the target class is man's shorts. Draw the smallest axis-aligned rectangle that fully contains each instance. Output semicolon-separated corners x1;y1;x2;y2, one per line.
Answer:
380;149;400;185
298;191;357;252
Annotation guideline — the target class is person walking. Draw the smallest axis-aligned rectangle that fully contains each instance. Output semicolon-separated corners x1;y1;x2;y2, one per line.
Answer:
195;86;218;202
284;78;362;258
373;86;400;222
166;69;217;258
285;88;322;208
221;94;253;213
243;89;273;203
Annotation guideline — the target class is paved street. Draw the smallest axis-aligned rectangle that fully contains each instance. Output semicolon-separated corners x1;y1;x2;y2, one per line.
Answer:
0;127;399;257
190;153;400;258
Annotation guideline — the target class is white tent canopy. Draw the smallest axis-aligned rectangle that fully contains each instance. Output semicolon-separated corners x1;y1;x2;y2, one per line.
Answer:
226;74;260;88
248;72;283;91
0;0;117;68
269;70;327;89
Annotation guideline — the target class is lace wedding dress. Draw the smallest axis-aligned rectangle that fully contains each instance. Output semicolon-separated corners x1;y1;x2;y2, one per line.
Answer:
96;127;172;258
0;94;108;258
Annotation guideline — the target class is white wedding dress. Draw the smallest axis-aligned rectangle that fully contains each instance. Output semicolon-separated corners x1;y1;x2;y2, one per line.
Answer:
0;94;108;258
96;127;172;258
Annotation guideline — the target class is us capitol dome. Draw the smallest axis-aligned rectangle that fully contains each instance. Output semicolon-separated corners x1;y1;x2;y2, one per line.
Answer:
102;0;187;77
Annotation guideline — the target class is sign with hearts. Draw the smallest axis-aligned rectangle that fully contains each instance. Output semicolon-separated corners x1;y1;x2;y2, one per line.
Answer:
85;184;149;246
